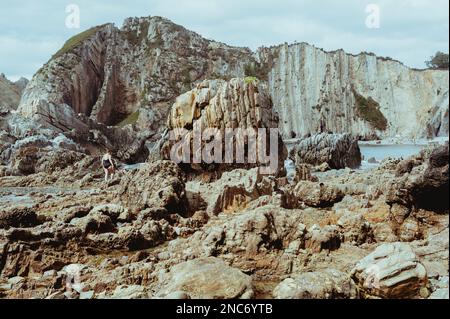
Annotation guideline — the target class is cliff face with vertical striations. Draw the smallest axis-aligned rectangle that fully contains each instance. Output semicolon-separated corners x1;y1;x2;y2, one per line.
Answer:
259;43;449;140
18;17;255;136
17;16;449;144
160;78;287;176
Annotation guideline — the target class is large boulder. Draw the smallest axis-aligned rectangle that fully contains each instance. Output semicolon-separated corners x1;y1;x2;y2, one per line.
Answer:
163;205;307;260
0;207;39;229
387;144;449;212
186;168;276;214
160;78;287;176
155;257;254;299
293;181;344;208
273;269;358;299
117;160;187;214
304;225;343;253
351;242;427;298
290;133;361;169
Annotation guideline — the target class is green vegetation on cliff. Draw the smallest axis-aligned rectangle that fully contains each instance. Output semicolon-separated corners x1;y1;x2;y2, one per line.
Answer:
117;110;140;128
51;25;105;60
353;89;388;131
244;76;258;84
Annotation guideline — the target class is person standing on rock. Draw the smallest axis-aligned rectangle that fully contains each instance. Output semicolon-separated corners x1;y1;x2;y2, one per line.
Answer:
102;150;115;182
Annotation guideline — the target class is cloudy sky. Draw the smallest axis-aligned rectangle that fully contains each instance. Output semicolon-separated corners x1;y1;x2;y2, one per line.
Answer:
0;0;448;81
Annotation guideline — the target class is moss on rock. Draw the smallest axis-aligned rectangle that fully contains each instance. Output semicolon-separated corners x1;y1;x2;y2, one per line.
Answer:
353;89;388;131
51;25;105;60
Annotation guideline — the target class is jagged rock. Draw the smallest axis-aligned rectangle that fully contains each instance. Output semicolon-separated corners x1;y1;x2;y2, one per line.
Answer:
84;217;175;251
63;117;150;163
412;228;449;279
89;204;129;222
273;269;358;299
155;257;254;299
293;181;344;208
395;158;419;177
351;242;428;298
0;74;27;111
304;225;343;253
163;205;307;260
336;213;374;245
160;78;287;176
117;160;187;214
186;168;276;215
0;207;39;229
398;218;422;242
314;162;331;172
2;131;89;176
290;133;361;169
294;163;317;183
110;285;149;299
387;144;449;212
70;211;116;235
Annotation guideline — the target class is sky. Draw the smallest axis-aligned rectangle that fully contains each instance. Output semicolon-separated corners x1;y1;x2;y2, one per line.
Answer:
0;0;448;81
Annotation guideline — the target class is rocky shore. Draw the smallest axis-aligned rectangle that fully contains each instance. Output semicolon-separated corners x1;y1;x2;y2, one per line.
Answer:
0;15;448;300
1;78;449;301
0;122;448;299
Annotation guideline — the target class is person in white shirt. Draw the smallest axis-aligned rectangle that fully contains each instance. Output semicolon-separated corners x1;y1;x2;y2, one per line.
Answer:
101;150;115;182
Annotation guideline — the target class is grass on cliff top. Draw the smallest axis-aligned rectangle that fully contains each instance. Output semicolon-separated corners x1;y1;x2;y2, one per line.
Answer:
117;110;140;128
244;76;258;84
51;25;104;60
353;89;388;131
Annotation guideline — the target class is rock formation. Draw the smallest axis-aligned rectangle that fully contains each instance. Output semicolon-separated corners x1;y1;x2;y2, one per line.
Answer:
259;43;449;139
273;269;358;299
351;243;428;299
16;16;449;145
18;17;255;136
160;78;287;176
0;74;28;112
0;144;448;299
155;257;254;299
387;143;449;212
0;14;448;300
290;133;362;169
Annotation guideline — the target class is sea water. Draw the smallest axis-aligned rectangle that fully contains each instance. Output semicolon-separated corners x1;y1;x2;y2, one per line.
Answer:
359;144;425;169
284;143;426;174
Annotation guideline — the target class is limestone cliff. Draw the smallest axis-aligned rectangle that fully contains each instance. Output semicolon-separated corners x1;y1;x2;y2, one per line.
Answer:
17;16;449;142
258;43;449;139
